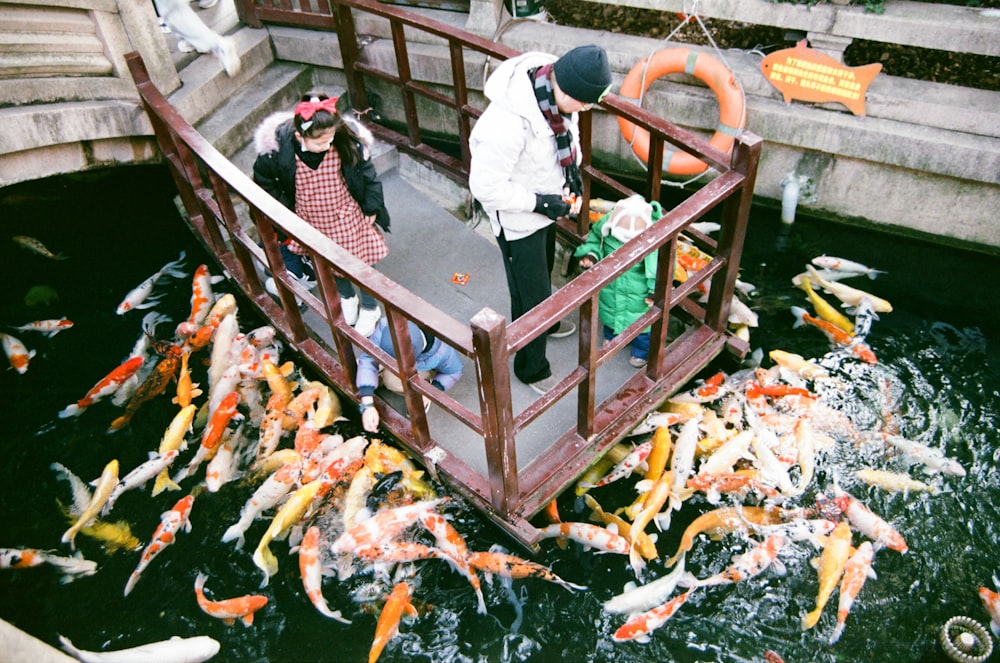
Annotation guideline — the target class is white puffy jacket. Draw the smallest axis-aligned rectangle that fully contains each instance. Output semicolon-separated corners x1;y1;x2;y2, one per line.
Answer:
469;52;582;241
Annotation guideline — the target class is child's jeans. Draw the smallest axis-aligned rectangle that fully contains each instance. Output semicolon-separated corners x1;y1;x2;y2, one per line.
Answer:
603;325;650;361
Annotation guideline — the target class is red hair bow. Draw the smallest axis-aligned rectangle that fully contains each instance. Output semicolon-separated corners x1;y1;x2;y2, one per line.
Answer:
295;97;338;120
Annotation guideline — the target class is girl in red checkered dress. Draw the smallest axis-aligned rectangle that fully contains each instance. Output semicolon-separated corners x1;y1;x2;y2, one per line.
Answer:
253;92;391;336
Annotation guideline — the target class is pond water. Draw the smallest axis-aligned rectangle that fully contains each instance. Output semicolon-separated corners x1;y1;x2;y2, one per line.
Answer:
1;165;998;663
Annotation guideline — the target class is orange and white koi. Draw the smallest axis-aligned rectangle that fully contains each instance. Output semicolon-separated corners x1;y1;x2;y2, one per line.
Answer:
12;234;67;260
194;572;268;627
222;461;302;549
173;390;242;484
124;493;194;596
612;589;693;643
419;509;487;613
537;522;630;555
59;355;144;418
603;552;688;614
682;534;786;588
11;317;74;337
577;440;652;489
252;479;324;583
0;548;97;583
205;425;243;493
184;264;225;328
115;250;187;315
297;526;351;623
369;582;417;663
791;306;877;364
669;371;729;404
812;255;885;280
978;579;1000;637
332;499;448;554
102;450;179;517
1;332;34;374
832;486;908;553
107;354;181;432
829;540;876;644
468;549;586;592
802;520;853;630
58;634;219;663
686;471;779;503
61;459;119;549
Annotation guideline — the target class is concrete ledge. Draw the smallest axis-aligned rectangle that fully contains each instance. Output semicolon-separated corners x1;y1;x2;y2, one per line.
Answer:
0;620;75;663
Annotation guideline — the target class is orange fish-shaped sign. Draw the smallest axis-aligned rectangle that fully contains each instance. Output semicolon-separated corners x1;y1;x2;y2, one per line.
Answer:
760;40;882;116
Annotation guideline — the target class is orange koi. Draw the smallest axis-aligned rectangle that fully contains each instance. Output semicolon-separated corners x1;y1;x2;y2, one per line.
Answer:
791;306;877;364
12;317;74;337
369;582;417;663
59;355;144;418
665;505;785;567
298;527;351;623
1;332;34;374
173;391;242;484
697;371;726;398
685;471;778;500
979;582;1000;637
829;540;875;644
194;572;267;626
612;589;693;643
124;494;194;596
353;541;442;565
467;550;586;592
172;350;202;408
108;354;180;432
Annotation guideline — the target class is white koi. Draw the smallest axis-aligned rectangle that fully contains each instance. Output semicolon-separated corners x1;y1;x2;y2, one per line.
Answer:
812;255;886;279
332;498;448;554
115;251;187;315
805;265;893;313
58;634;219;663
878;433;966;477
419;509;487;613
102;450;179;517
604;552;688;614
222;461;302;549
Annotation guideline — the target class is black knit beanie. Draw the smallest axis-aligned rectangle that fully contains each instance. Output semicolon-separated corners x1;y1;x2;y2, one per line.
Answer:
552;44;612;104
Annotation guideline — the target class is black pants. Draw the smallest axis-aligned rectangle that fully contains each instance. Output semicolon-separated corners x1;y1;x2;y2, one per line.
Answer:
497;223;557;384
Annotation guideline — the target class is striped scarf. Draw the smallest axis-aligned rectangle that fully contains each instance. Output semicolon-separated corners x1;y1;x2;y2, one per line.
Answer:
532;64;581;196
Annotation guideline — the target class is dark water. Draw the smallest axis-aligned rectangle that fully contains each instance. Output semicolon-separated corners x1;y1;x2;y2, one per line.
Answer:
1;165;998;663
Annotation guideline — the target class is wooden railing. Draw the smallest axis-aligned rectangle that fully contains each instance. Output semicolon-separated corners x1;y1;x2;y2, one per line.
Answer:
126;0;760;547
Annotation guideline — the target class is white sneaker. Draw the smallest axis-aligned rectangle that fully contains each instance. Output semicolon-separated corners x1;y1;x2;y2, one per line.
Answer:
526;374;559;395
177;39;196;53
340;296;359;326
354;307;381;337
213;37;241;77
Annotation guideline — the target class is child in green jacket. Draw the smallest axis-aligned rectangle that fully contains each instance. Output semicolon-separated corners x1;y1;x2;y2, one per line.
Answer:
573;195;663;367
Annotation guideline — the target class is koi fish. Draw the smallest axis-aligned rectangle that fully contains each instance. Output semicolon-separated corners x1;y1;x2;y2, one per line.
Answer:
172;391;242;484
221;461;302;549
791;306;877;364
666;415;703;518
11;317;74;337
252;479;324;583
115;250;187;315
152;404;197;496
12;234;67;260
369;582;417;663
59;356;145;418
108;354;181;432
794;274;853;334
665;505;785;567
604;553;688;614
768;349;829;380
805;265;893;313
61;459;119;549
829;540;876;644
0;548;97;583
184;264;225;328
102;450;180;517
802;520;853;630
536;522;630;555
172;349;202;408
124;494;194;596
855;468;938;495
577;440;652;489
468;549;586;592
612;589;693;643
194;572;268;626
204;426;242;493
298;526;351;623
628;471;674;574
832;486;908;553
332;499;447;554
812;255;885;280
682;534;786;588
1;332;34;374
419;509;487;613
978;580;1000;637
878;432;966;477
58;634;220;663
760;40;882;116
583;494;657;562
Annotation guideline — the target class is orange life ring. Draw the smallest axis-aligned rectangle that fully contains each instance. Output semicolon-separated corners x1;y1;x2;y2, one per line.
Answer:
618;48;745;177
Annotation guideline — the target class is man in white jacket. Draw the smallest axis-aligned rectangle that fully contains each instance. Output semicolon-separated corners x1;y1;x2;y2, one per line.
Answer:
469;44;612;395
